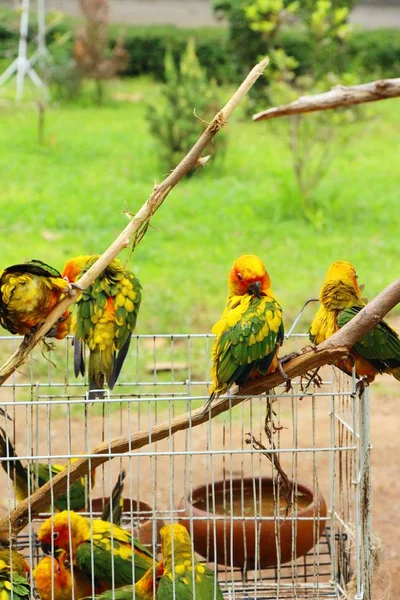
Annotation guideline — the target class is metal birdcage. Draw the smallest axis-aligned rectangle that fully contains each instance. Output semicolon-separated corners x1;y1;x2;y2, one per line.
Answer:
0;315;373;600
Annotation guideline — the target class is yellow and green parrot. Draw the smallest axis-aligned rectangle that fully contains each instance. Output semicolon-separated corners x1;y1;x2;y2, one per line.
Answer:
62;256;142;398
0;549;31;600
0;427;96;512
157;524;223;599
202;254;284;414
0;260;72;339
309;261;400;383
38;510;154;589
33;473;127;600
33;549;93;600
93;562;164;600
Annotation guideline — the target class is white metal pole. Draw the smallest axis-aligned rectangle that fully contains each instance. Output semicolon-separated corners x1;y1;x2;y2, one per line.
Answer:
16;0;31;101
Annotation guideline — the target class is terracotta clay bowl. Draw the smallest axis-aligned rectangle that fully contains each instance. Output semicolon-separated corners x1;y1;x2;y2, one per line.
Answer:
178;477;327;569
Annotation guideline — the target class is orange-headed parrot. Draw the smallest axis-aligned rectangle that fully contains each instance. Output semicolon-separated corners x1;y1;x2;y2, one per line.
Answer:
62;256;142;398
202;254;284;414
33;550;92;600
0;260;72;339
0;427;95;512
0;549;31;600
38;510;154;588
157;524;223;599
309;261;400;383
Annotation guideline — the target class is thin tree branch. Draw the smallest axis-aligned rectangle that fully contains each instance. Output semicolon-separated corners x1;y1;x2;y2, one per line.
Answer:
1;276;400;540
0;56;270;387
252;78;400;122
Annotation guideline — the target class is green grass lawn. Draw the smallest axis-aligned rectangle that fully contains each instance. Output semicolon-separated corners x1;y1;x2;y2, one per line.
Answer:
0;76;399;334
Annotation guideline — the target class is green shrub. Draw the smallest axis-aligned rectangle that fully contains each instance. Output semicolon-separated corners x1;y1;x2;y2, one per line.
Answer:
118;25;231;83
147;38;227;174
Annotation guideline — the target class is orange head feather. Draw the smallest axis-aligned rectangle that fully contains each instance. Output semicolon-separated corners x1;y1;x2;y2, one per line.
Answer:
320;261;362;308
33;551;72;600
135;562;164;597
62;255;97;283
228;254;271;298
38;511;89;557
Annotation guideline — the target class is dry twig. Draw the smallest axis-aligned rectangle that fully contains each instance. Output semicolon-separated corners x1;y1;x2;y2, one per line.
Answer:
252;77;400;122
0;56;270;387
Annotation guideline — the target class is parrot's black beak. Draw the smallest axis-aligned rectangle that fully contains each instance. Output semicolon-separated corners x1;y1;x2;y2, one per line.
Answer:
40;542;53;556
248;281;261;298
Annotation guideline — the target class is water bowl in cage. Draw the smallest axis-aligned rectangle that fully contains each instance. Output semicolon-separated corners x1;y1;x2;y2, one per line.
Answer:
178;477;327;568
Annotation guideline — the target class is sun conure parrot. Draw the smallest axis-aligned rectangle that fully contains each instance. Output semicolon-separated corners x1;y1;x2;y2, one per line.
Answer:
0;427;96;512
0;549;31;600
0;260;73;339
93;562;164;600
38;510;154;589
62;256;142;398
33;550;93;600
33;473;127;600
309;261;400;384
202;254;284;414
157;524;223;599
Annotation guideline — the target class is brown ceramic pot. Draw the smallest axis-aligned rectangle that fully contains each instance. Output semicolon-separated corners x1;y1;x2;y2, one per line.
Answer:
178;477;327;569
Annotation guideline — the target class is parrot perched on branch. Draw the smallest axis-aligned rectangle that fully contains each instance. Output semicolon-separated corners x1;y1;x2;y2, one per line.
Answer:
38;510;154;589
202;254;285;414
0;260;72;339
0;427;96;512
62;255;142;398
33;550;93;600
93;562;164;600
309;261;400;384
157;523;223;599
0;550;31;600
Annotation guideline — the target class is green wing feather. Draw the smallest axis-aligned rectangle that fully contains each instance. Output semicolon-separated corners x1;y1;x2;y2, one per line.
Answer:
158;565;223;599
77;522;153;586
34;463;87;512
213;295;284;390
1;260;62;279
338;306;400;372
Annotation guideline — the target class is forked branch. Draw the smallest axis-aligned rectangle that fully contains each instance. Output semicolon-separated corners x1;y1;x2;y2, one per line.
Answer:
252;77;400;122
0;56;270;386
1;276;399;540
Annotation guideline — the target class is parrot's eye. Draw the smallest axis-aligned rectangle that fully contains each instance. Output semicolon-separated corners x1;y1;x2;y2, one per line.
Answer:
56;564;61;574
53;532;59;540
237;272;243;281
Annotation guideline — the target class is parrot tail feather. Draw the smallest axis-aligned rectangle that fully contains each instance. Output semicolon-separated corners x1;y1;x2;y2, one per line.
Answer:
74;337;85;378
101;470;126;524
0;427;28;487
109;335;132;390
200;391;216;418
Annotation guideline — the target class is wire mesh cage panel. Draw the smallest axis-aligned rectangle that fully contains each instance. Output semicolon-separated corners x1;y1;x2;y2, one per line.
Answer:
0;328;372;600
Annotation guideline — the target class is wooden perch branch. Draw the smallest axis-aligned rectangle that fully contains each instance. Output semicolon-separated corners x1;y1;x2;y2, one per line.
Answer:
0;56;269;387
1;275;400;540
252;77;400;121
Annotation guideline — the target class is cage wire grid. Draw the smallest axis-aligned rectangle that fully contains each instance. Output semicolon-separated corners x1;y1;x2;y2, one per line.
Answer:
0;318;372;600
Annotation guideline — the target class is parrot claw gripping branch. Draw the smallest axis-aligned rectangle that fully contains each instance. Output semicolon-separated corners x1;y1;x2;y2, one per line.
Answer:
0;60;399;600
